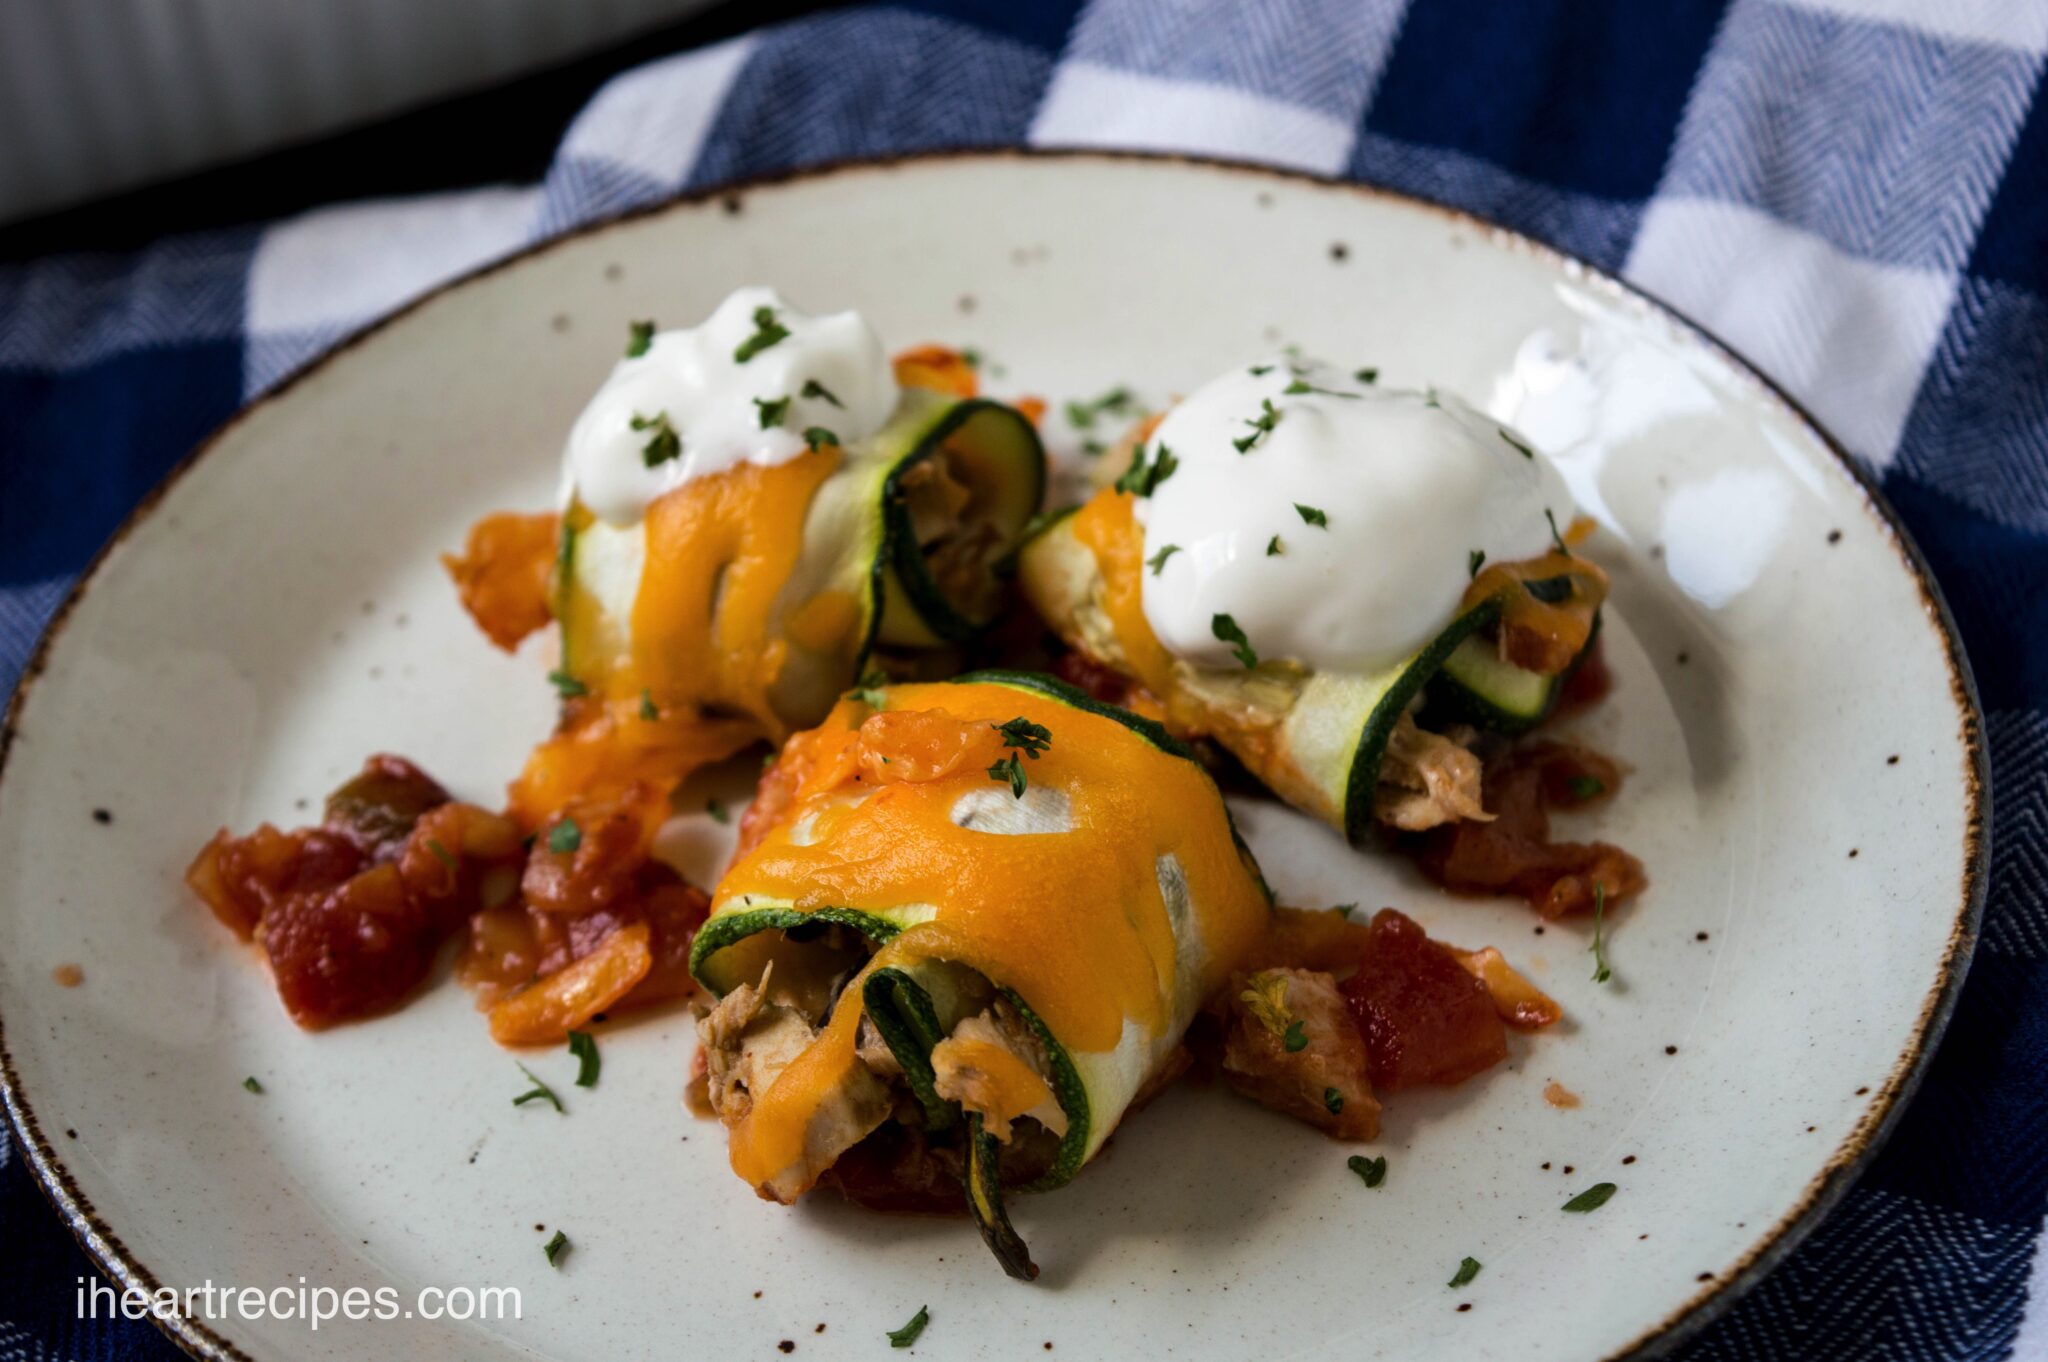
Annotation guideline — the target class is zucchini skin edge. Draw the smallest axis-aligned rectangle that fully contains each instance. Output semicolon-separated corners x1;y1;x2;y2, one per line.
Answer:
1338;598;1502;847
875;399;1049;649
687;902;1095;1192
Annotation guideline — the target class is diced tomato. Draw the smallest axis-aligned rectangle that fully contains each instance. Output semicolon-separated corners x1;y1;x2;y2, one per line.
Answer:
457;861;709;1016
323;754;452;857
1554;636;1612;714
187;756;524;1028
258;862;447;1026
488;921;653;1046
1412;741;1645;918
521;805;651;916
1052;648;1138;708
1339;909;1507;1091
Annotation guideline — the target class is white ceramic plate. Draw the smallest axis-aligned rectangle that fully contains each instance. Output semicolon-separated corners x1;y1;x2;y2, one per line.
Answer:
0;152;1984;1362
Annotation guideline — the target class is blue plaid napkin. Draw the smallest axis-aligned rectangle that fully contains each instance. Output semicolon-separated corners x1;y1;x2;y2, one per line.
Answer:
4;2;2045;1357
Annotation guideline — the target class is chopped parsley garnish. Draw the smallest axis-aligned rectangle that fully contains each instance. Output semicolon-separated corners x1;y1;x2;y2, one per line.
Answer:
888;1305;931;1348
1212;613;1258;668
1232;398;1281;453
1448;1257;1481;1289
1248;364;1274;376
1294;503;1328;528
243;1076;264;1094
427;838;458;871
630;411;680;467
1354;367;1379;384
850;668;888;708
732;306;788;362
1331;903;1357;919
1147;544;1181;576
706;799;729;824
1323;1087;1344;1115
1064;386;1134;429
543;1230;570;1266
1500;427;1536;460
1080;438;1106;457
800;378;843;408
1348;1154;1387;1188
995;716;1052;757
1469;549;1486;578
960;348;983;369
987;717;1052;799
1267;535;1283;556
1283;378;1359;400
1283;1020;1309;1053
754;395;790;429
513;1064;564;1113
625;320;655;358
640;688;659;721
1546;507;1573;556
1568;775;1607;800
803;426;839;451
988;752;1027;799
568;1030;601;1088
548;668;588;699
549;819;583;855
1113;441;1178;497
1562;1182;1618;1213
1589;883;1613;984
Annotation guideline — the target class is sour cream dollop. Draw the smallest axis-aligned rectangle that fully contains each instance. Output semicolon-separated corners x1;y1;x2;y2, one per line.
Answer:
563;285;900;526
1137;359;1575;674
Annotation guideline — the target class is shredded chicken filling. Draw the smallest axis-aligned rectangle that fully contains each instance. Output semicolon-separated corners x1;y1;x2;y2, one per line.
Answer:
901;452;1003;611
1374;712;1490;832
697;935;1068;1203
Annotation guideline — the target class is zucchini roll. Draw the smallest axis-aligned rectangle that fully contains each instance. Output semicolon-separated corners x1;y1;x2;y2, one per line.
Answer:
689;672;1272;1278
491;288;1046;822
1016;360;1606;847
554;290;1045;737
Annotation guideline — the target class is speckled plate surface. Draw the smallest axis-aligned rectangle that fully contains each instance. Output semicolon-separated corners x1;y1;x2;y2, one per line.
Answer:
0;152;1984;1362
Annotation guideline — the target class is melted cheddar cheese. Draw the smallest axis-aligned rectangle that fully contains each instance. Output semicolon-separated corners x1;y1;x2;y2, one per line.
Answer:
708;680;1271;1193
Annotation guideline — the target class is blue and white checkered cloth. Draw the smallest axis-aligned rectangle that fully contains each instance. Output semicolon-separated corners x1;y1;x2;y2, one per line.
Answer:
4;1;2045;1356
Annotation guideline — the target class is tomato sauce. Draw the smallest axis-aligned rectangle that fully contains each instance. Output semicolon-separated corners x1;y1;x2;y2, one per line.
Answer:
1410;741;1647;918
1339;909;1509;1091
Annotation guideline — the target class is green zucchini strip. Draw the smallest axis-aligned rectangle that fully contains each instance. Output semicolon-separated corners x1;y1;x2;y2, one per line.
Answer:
966;1112;1040;1283
1429;613;1603;737
1001;988;1093;1193
861;968;957;1132
1339;599;1502;845
688;905;902;995
877;399;1048;646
